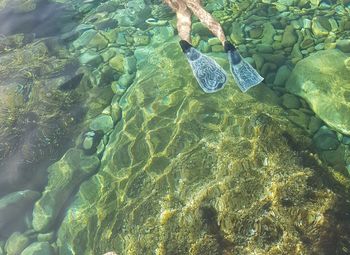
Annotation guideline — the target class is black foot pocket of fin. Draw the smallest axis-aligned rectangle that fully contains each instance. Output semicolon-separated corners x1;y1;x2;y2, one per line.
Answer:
225;41;264;92
180;40;227;93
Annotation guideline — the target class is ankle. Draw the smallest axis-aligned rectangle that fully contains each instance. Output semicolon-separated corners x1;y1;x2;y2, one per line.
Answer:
224;41;236;52
179;40;193;53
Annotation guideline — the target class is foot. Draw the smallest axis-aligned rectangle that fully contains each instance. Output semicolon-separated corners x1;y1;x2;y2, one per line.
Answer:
180;40;227;93
224;41;263;92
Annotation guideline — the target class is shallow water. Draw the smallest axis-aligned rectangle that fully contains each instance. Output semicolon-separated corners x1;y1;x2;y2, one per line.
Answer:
0;0;350;254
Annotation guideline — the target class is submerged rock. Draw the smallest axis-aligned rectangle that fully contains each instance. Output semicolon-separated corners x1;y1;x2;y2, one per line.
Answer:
32;148;100;232
5;232;30;255
286;49;350;135
0;40;86;196
313;126;340;151
20;242;54;255
0;190;40;235
56;40;350;255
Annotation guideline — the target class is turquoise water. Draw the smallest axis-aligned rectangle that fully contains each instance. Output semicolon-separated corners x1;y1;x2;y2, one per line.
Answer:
0;0;350;254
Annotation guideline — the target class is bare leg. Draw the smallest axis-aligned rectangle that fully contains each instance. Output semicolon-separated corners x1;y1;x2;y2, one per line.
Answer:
164;0;192;43
185;0;226;45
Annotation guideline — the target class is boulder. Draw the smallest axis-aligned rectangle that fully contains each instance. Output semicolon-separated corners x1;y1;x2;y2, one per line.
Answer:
32;148;100;232
286;49;350;135
0;190;40;234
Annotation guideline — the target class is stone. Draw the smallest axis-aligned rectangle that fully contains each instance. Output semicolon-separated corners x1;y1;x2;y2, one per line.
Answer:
197;40;211;53
230;22;244;44
21;242;54;255
110;96;122;123
5;232;30;255
82;136;94;151
124;56;137;74
315;43;325;51
281;25;297;47
101;48;116;62
0;190;40;231
150;26;174;44
208;38;221;46
72;29;97;49
191;34;201;47
286;109;310;129
303;18;312;29
82;131;103;154
312;17;330;37
313;126;340;151
336;39;350;53
87;32;108;51
308;116;323;134
133;34;150;46
211;44;224;52
248;26;263;39
115;0;151;27
109;54;126;73
320;146;345;170
282;94;301;109
37;232;54;242
261;22;276;45
286;49;350;135
118;73;135;88
256;44;274;53
32;148;100;232
116;32;127;45
252;54;264;70
192;22;211;37
205;0;225;11
89;115;114;133
111;81;126;95
274;65;291;86
95;18;118;31
79;50;102;66
342;136;350;145
291;37;303;63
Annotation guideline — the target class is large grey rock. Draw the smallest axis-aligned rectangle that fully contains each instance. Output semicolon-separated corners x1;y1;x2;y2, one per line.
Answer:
286;49;350;135
32;148;100;232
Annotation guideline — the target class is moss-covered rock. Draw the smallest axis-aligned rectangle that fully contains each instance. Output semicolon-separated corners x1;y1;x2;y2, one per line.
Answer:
0;40;86;196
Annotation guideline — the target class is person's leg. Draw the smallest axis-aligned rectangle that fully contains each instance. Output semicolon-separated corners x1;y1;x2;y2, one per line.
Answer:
163;0;228;93
164;0;192;43
185;0;226;45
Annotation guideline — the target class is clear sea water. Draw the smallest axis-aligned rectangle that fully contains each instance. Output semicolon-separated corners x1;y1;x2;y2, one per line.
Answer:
0;0;350;254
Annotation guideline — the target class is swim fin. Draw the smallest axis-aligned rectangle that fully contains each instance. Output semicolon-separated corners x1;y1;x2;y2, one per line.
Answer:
224;41;264;92
180;40;227;93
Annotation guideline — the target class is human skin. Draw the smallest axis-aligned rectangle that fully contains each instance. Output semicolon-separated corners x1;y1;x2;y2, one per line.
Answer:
163;0;226;45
